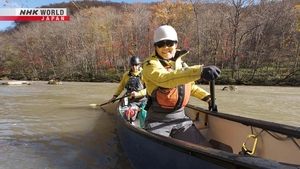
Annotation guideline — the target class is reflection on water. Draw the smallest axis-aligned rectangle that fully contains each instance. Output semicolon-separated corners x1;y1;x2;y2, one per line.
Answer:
0;81;299;169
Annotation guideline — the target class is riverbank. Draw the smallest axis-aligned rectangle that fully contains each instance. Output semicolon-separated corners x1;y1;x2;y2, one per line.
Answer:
1;68;299;86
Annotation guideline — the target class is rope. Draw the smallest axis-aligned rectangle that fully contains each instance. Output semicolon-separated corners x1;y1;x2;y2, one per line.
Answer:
291;138;300;150
250;126;300;151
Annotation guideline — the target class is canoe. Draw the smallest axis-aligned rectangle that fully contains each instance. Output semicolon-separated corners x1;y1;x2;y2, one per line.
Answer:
102;102;300;169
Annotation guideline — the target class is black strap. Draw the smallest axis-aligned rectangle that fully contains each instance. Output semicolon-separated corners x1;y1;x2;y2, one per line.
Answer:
174;85;185;110
144;95;152;111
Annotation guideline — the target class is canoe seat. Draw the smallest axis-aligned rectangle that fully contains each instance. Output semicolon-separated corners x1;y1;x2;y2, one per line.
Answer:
193;112;208;130
185;110;208;129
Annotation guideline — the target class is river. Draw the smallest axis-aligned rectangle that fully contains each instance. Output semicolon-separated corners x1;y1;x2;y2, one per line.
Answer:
0;81;299;169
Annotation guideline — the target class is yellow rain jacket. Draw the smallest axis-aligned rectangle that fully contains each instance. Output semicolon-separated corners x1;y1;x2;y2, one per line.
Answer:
142;50;210;104
114;68;147;98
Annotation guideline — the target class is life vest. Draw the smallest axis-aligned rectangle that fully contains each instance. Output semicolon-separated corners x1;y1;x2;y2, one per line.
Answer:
150;59;192;113
125;71;144;94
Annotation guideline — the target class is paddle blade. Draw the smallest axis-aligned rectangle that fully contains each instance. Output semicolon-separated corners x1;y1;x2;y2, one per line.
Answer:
89;103;99;108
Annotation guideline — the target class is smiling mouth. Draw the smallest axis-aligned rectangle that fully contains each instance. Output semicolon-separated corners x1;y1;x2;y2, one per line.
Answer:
162;50;171;54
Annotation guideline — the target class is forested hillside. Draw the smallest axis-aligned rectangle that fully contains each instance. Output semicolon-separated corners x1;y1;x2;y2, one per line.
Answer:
0;0;299;86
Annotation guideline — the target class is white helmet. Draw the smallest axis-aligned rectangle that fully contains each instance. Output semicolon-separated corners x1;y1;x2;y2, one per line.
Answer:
153;25;178;43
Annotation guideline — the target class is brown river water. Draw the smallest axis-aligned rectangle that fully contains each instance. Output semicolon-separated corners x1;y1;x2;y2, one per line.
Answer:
0;81;299;169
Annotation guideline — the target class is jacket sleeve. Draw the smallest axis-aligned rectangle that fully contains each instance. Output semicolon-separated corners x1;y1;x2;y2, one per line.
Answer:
143;59;203;88
113;72;128;97
134;88;147;98
190;83;210;101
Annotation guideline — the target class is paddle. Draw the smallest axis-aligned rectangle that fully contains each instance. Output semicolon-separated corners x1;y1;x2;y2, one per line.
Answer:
209;80;218;112
89;94;129;108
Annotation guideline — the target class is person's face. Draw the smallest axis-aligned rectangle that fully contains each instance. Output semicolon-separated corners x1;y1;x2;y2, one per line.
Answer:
131;64;140;72
155;40;177;60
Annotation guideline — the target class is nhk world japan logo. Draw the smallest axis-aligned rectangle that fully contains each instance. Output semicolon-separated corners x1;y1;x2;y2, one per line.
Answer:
0;8;69;21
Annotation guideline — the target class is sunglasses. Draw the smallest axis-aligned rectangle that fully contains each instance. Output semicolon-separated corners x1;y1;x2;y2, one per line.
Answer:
155;40;177;48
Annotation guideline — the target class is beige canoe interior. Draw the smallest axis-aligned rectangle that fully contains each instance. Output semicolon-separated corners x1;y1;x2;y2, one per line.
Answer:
186;106;300;165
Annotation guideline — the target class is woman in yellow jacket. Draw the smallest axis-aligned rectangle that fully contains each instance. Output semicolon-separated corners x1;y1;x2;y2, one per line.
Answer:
109;56;147;106
142;25;220;145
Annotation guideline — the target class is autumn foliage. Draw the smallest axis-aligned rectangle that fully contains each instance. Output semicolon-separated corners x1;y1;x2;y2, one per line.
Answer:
0;0;299;85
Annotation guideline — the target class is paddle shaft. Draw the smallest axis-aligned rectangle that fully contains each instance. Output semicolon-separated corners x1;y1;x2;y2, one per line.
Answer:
209;80;217;111
99;94;128;107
